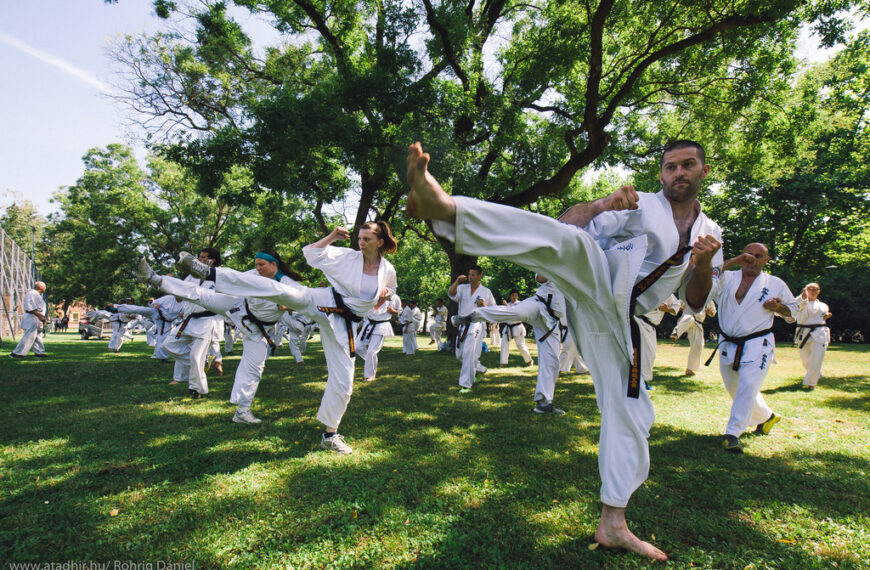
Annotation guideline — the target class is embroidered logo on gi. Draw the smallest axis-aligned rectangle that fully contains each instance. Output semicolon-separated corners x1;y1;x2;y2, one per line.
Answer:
762;339;768;347
617;242;634;251
229;307;241;314
758;287;769;303
712;268;721;278
760;353;768;370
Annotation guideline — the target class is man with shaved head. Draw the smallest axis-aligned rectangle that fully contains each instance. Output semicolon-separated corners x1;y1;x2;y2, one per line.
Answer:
713;243;797;453
10;281;48;359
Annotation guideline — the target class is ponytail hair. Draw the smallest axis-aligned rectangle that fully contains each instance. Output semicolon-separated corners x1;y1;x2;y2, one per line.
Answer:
259;248;304;282
362;220;398;253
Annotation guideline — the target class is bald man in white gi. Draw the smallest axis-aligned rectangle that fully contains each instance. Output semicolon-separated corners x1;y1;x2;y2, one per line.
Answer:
634;294;681;390
407;139;722;561
791;283;832;390
10;281;48;358
499;290;534;367
670;299;717;376
712;244;797;453
456;275;568;413
449;266;496;392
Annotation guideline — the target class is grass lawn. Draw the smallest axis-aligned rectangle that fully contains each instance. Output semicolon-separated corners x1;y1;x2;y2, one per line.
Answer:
1;332;867;568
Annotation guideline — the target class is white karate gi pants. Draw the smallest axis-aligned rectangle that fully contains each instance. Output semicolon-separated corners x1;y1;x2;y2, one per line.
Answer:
429;322;445;344
800;340;827;387
356;333;385;378
13;321;45;356
719;357;774;436
474;301;560;403
163;334;211;394
211;269;357;430
152;324;171;360
559;330;590;374
287;329;306;363
108;321;126;351
402;327;418;354
435;196;654;507
160;275;273;409
499;323;532;365
456;322;486;388
686;323;704;372
146;326;158;346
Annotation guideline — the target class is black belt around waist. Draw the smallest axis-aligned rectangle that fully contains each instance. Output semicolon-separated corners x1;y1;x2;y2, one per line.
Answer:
535;294;562;343
358;318;392;341
628;246;692;398
240;300;279;354
705;327;773;371
635;314;655;329
175;310;217;338
499;322;524;338
795;324;825;348
317;289;363;354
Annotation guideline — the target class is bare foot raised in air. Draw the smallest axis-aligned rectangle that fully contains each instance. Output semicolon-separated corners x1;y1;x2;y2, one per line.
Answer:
594;505;667;562
405;142;456;221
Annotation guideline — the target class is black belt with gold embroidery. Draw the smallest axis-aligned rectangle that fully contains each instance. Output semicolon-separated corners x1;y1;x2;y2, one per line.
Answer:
628;246;692;398
704;327;773;370
317;289;363;354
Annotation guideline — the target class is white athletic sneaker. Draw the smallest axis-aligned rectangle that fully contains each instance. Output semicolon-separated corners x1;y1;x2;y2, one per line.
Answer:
177;251;212;279
232;409;262;424
135;256;160;284
534;401;566;415
320;433;353;454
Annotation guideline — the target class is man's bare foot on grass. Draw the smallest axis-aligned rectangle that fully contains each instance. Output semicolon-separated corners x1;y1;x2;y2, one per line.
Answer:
684;369;695;377
405;142;456;221
593;505;667;562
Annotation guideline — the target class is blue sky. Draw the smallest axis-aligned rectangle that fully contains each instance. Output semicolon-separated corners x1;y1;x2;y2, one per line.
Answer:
0;2;856;218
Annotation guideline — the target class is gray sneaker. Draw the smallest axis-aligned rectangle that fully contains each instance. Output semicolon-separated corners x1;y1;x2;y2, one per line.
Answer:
320;433;353;454
534;401;565;415
232;409;262;424
135;256;161;285
177;251;212;279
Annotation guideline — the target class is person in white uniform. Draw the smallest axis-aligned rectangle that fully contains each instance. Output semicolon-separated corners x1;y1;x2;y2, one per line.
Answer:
448;265;496;393
559;326;590;375
10;281;48;358
107;298;138;353
160;247;225;398
400;300;422;355
277;310;315;363
428;298;448;345
670;299;717;376
710;244;797;453
356;292;400;381
634;294;681;390
407;140;723;561
498;290;534;367
183;222;398;454
790;283;832;390
116;296;182;361
140;249;301;423
457;275;568;413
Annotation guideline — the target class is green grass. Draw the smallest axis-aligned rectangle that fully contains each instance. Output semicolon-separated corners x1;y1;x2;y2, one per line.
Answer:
1;332;867;568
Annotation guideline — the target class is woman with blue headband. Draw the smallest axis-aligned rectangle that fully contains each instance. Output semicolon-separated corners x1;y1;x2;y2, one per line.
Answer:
170;221;398;455
138;248;302;424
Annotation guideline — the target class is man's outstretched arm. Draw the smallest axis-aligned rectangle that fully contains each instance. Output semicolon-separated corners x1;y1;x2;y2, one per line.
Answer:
558;186;640;228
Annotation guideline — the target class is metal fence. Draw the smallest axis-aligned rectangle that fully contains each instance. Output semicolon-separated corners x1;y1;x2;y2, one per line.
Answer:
1;226;41;341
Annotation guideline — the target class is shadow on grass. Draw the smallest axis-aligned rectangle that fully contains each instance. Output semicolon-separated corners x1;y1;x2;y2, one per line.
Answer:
1;337;867;568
